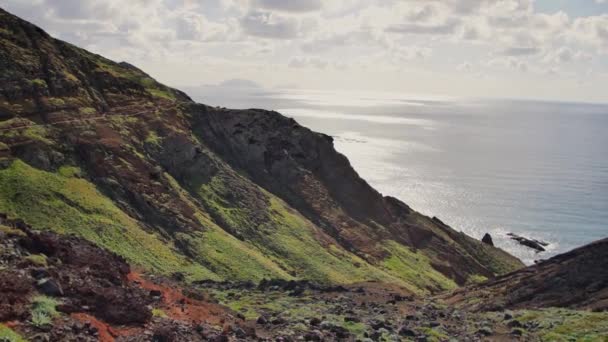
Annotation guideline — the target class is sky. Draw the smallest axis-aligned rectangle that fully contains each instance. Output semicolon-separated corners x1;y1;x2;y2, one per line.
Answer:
2;0;608;103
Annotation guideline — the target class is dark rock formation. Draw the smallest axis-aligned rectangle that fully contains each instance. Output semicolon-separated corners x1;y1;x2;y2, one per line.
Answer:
507;233;548;252
482;233;494;246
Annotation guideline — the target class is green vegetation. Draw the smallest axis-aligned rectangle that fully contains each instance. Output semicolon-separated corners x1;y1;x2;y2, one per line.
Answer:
0;224;25;237
381;240;457;294
0;324;26;342
152;308;168;318
78;107;97;115
24;254;47;267
30;296;60;327
175;228;291;281
93;58;176;101
0;159;217;281
466;274;488;285
516;308;608;341
420;327;449;342
29;79;47;88
194;173;406;285
145;131;162;145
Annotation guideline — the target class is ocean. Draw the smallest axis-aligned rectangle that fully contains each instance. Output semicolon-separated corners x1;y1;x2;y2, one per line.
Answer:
186;85;608;264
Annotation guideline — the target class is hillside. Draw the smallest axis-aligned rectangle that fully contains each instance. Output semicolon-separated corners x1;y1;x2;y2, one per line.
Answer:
445;237;608;312
0;7;521;293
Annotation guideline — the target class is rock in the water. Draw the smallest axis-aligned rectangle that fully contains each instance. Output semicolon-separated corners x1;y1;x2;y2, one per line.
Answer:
507;233;547;252
482;233;494;246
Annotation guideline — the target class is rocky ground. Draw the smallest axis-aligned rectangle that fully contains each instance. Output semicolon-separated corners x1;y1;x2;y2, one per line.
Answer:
2;216;607;342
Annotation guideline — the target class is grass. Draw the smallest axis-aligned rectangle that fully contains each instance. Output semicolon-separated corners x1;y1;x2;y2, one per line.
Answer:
0;224;26;237
194;173;408;285
30;296;60;327
152;308;168;318
0;159;217;281
29;79;47;88
2;125;53;145
145;131;162;146
92;58;176;101
24;254;47;267
190;171;461;291
381;240;457;294
516;308;608;341
0;324;26;342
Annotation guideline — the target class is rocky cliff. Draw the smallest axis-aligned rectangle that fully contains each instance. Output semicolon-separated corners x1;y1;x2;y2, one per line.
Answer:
0;7;523;294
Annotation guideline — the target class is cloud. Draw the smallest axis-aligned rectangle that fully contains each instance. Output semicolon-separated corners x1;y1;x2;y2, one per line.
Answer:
499;46;541;56
239;10;300;39
386;19;461;35
251;0;322;13
288;56;328;68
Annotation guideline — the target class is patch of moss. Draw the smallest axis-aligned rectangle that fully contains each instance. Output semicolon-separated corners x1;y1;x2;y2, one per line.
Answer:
25;254;48;267
29;78;47;88
419;327;449;342
381;240;457;294
175;228;291;282
0;324;26;342
30;295;60;327
517;308;608;341
78;107;97;115
466;274;488;285
148;88;176;100
145;131;162;146
0;159;217;281
152;308;168;318
0;224;25;237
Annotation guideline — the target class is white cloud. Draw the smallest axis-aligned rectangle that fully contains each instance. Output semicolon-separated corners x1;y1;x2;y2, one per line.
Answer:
251;0;323;13
1;0;607;102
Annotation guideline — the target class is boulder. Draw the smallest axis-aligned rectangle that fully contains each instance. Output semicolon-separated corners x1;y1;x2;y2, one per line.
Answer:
481;233;494;246
37;278;64;296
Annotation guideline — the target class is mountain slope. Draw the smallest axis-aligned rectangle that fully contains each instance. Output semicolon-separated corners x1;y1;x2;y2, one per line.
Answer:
0;7;522;294
445;237;608;312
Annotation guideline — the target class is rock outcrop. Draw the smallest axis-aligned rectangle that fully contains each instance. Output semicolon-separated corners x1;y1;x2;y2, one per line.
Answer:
445;237;608;312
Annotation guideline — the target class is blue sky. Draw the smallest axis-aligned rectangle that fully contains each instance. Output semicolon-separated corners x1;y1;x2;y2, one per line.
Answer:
1;0;607;103
536;0;607;17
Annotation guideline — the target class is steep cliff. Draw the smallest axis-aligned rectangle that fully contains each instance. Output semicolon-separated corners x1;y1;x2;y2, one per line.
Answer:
0;7;522;295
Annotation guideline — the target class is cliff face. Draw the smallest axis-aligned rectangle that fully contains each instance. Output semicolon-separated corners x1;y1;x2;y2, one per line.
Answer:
0;7;523;294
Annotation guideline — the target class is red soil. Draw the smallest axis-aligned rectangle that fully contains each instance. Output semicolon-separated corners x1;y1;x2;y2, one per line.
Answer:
71;313;117;342
127;272;236;327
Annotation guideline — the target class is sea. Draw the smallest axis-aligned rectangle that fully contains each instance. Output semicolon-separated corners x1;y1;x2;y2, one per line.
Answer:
185;84;608;265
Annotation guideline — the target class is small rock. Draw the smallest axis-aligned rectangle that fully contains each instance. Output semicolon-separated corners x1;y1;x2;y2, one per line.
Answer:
398;327;416;337
303;331;322;341
309;317;321;326
256;316;268;325
482;233;494;246
149;290;162;298
271;317;286;325
477;327;493;336
507;320;522;328
511;328;523;336
37;278;64;296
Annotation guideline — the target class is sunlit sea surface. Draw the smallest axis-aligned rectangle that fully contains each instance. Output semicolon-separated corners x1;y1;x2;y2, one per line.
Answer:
186;85;608;264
